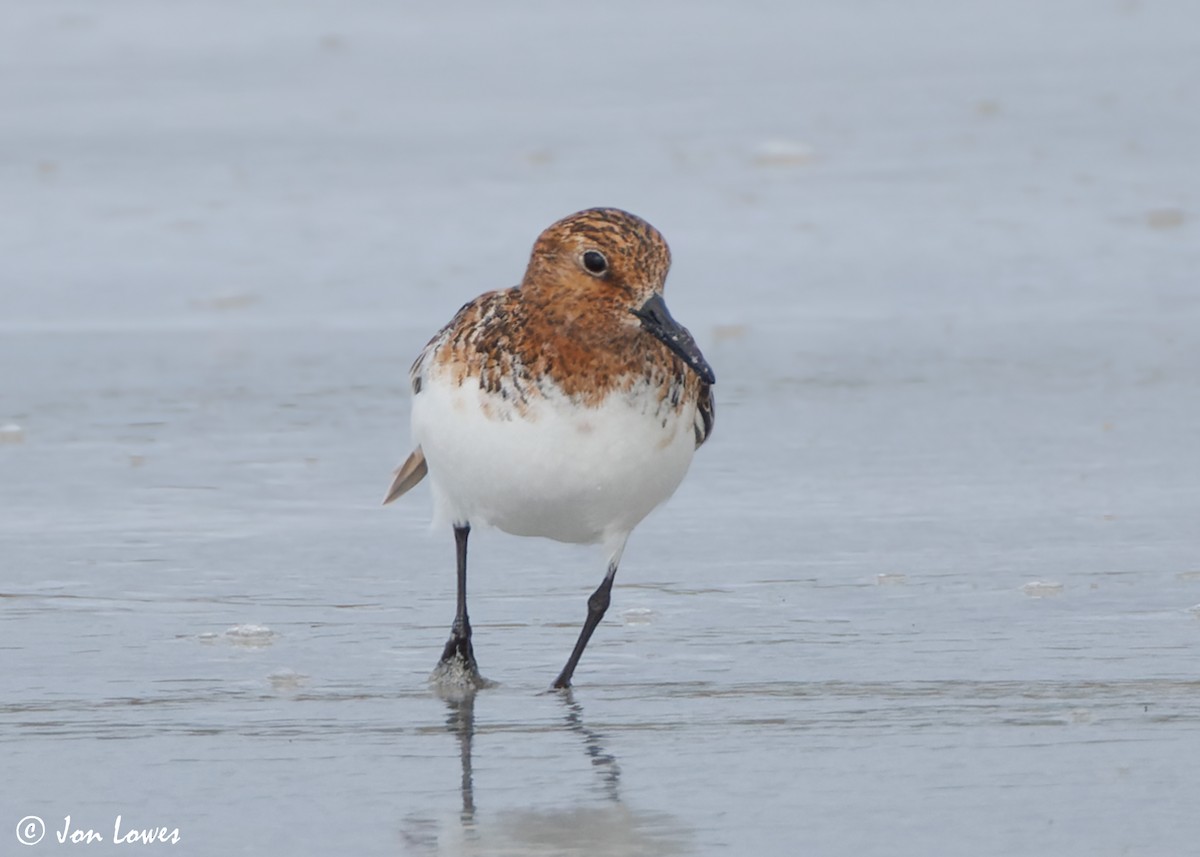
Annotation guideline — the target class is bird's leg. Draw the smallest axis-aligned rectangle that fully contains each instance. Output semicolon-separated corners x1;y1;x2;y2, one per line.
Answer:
552;560;618;690
436;524;479;675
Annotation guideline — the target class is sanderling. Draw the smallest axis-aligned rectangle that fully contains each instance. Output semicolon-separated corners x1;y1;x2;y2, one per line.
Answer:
385;207;715;690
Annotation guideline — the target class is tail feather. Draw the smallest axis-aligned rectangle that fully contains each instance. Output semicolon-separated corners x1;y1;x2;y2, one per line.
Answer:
383;446;428;504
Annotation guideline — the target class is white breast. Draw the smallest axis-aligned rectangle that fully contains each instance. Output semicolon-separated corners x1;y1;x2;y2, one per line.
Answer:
411;374;697;550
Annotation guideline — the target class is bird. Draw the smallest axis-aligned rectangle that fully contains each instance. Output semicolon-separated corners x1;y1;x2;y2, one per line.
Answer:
384;207;715;690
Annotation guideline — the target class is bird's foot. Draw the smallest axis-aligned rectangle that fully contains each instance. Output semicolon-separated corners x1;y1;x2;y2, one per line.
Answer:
438;627;475;666
429;631;493;694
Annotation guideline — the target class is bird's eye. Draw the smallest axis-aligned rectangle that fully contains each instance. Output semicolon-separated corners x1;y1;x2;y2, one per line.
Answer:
582;250;608;275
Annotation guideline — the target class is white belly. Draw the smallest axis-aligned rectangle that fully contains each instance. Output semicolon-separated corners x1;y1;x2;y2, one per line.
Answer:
411;377;697;549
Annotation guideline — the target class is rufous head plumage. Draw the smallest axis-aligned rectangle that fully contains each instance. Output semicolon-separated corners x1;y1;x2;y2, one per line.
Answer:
520;208;672;309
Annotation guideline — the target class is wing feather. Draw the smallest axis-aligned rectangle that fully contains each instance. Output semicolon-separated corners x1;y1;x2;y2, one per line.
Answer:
694;383;714;449
383;446;428;504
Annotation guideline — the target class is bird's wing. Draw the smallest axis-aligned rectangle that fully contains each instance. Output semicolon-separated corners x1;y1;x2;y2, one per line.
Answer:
382;325;444;506
383;290;521;505
383;446;428;505
694;383;714;449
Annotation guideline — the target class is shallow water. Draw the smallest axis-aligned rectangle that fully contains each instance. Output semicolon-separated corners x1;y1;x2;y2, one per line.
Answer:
4;1;1200;855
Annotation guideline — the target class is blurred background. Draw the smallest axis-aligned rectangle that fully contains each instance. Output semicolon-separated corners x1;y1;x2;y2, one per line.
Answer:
6;0;1196;331
2;1;1199;855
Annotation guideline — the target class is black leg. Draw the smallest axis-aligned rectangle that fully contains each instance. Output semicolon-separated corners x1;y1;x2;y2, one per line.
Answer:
437;524;478;673
552;562;617;690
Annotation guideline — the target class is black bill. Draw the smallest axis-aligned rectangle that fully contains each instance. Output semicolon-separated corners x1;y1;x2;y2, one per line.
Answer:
631;293;716;385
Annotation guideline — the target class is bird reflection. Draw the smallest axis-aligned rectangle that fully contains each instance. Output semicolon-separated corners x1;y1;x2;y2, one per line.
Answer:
441;690;478;826
440;686;623;824
559;689;621;803
401;689;687;856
